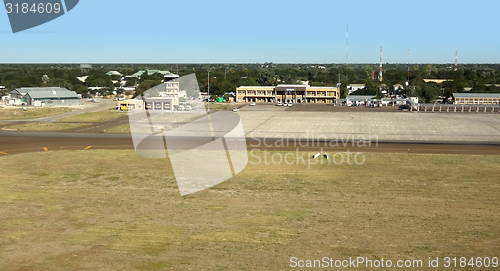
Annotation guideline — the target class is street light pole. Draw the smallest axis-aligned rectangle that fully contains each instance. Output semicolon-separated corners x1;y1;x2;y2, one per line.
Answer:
207;69;210;112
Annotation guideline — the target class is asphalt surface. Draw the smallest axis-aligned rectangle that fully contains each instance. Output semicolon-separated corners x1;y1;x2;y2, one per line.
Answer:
1;131;500;156
1;103;500;156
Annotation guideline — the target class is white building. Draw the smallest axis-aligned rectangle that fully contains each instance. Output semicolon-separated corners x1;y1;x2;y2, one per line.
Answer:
347;84;365;94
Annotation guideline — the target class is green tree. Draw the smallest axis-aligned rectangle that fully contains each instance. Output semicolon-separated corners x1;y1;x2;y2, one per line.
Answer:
419;83;440;103
134;80;161;98
72;85;89;97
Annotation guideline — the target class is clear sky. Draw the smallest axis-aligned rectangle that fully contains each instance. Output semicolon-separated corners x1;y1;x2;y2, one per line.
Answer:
1;0;499;63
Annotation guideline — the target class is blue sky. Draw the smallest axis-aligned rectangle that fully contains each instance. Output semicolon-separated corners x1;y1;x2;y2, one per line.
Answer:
1;0;499;63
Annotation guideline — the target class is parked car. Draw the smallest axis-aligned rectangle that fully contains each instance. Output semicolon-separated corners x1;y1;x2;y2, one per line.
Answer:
399;104;411;111
232;107;240;112
250;102;256;106
185;105;192;111
178;105;184;111
276;102;282;106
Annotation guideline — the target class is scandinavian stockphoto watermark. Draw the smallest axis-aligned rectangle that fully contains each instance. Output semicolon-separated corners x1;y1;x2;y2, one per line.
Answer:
4;0;79;33
128;74;248;196
248;131;379;168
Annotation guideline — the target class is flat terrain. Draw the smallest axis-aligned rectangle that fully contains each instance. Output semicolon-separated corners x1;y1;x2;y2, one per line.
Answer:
2;122;90;132
0;150;499;270
206;102;242;111
0;107;74;120
238;106;500;143
59;111;127;123
2;132;500;156
2;104;500;144
286;103;400;112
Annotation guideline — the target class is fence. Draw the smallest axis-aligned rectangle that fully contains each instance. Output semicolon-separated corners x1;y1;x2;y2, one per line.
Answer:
414;103;500;113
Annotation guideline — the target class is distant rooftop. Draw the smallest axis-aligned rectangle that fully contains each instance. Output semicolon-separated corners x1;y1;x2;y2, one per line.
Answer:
164;73;179;78
21;87;79;99
276;84;307;88
423;79;453;83
346;95;376;100
106;71;123;76
307;86;337;89
13;87;68;93
237;86;275;89
127;70;170;77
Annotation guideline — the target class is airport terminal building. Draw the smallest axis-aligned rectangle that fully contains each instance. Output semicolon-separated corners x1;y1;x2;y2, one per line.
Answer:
453;93;500;105
118;73;181;111
236;84;339;104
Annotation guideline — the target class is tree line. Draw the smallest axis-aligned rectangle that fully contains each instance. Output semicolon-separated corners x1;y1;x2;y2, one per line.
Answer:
1;63;500;103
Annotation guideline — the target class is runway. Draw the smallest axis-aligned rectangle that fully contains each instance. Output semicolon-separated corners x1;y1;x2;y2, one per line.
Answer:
2;105;500;156
1;131;500;156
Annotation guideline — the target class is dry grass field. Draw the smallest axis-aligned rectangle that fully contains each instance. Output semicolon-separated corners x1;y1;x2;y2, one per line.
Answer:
205;102;240;111
104;124;131;134
59;111;126;122
0;107;74;120
3;122;90;131
0;150;499;270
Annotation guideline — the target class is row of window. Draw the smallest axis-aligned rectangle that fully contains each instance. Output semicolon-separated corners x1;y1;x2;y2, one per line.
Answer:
456;98;500;102
238;91;337;96
165;83;179;88
455;98;500;104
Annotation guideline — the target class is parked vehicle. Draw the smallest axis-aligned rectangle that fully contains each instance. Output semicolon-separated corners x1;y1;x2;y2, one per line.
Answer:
232;107;240;112
185;105;192;111
276;102;282;106
399;104;411;111
178;105;185;111
250;102;256;106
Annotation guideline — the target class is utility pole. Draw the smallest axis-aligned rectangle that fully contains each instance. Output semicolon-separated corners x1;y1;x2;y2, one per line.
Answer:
207;69;210;112
346;24;349;80
407;49;410;84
